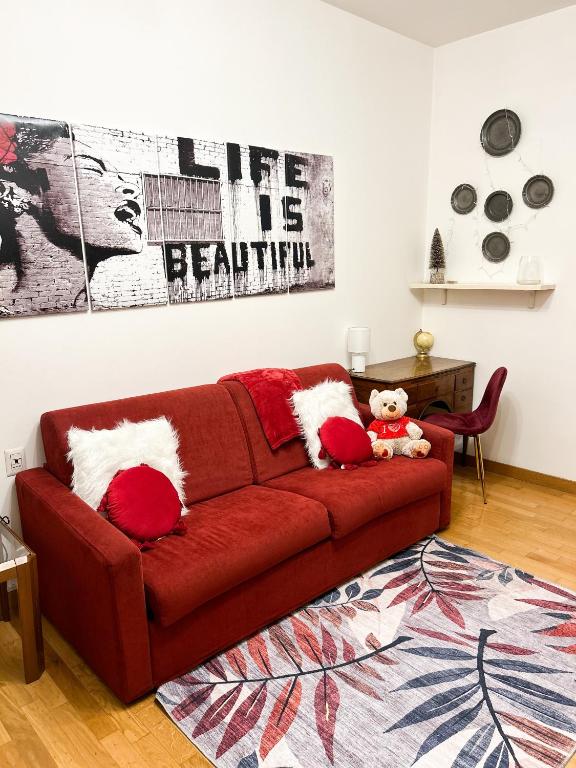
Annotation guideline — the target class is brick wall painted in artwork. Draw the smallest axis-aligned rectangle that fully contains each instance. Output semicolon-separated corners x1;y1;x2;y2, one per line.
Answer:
227;144;290;297
285;151;334;293
157;137;333;301
159;136;233;302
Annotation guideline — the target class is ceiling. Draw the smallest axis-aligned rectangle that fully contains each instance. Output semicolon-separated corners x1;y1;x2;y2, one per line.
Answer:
320;0;576;46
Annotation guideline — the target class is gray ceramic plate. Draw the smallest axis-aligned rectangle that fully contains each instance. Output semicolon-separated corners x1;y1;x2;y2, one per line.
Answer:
451;184;477;214
522;175;554;208
482;232;510;263
484;190;513;222
480;109;521;156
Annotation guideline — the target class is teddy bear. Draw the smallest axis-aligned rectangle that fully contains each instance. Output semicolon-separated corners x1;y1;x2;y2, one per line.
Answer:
367;388;431;460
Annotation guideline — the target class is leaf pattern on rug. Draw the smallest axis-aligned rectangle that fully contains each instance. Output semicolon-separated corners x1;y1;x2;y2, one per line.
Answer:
298;580;384;629
161;624;411;764
314;673;340;762
373;538;495;630
259;677;302;759
389;627;575;767
512;571;576;657
156;537;576;768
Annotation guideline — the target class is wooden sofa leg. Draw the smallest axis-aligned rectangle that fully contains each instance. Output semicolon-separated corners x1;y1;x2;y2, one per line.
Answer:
0;582;9;621
16;554;44;683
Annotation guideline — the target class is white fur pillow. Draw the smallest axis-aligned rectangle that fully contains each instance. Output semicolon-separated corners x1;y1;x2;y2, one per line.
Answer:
67;417;187;512
291;380;362;469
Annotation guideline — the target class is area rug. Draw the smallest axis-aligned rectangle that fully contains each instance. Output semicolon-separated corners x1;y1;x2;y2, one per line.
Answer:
157;537;576;768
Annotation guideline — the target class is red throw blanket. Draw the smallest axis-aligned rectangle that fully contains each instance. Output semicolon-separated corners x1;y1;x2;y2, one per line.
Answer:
219;368;302;449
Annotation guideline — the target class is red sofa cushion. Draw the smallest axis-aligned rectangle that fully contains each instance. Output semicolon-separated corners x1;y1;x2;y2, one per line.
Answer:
148;496;441;689
40;385;253;506
221;363;361;483
142;485;330;626
264;456;447;539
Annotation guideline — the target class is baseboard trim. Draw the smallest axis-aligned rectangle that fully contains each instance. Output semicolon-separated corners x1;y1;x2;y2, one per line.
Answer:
463;455;576;495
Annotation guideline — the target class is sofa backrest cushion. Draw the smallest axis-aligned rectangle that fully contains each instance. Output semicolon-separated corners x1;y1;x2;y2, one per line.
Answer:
221;363;360;483
41;384;253;505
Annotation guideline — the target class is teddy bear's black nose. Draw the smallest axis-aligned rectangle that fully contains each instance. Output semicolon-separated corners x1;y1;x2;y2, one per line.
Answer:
387;404;396;412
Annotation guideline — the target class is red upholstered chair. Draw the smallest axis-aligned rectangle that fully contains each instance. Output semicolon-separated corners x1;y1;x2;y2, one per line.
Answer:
423;367;507;504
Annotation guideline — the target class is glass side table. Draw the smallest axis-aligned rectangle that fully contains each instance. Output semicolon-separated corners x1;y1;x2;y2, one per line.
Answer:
0;518;44;682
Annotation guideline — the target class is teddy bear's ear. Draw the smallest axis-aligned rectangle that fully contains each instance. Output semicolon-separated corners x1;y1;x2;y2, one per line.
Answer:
395;388;408;401
369;389;380;403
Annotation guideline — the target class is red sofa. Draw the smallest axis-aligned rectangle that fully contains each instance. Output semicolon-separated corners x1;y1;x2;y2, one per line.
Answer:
16;363;454;703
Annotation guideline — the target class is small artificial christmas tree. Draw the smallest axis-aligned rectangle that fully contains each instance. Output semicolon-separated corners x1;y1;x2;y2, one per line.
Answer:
429;228;446;284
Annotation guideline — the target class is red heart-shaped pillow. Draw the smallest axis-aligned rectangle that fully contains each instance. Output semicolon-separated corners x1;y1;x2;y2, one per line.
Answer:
98;464;185;549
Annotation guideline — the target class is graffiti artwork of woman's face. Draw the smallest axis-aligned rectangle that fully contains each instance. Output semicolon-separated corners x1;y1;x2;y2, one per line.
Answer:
0;116;150;316
1;118;87;315
3;128;144;258
72;148;144;255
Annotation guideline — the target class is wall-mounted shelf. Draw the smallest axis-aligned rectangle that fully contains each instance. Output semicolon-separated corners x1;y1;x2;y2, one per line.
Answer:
410;283;556;309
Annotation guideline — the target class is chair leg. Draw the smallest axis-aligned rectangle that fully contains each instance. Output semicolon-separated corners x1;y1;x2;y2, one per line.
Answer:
473;436;481;480
461;435;469;467
475;435;487;504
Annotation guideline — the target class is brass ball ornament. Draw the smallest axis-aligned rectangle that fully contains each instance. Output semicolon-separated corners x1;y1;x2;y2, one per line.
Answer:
413;329;434;359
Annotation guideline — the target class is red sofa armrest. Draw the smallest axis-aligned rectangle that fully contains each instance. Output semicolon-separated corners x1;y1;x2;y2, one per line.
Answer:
16;468;152;702
412;419;454;528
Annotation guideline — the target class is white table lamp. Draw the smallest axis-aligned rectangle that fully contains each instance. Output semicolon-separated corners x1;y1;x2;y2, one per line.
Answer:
347;327;370;373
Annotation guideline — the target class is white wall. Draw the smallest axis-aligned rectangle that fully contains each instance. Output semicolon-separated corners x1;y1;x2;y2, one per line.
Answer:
0;0;433;526
423;6;576;481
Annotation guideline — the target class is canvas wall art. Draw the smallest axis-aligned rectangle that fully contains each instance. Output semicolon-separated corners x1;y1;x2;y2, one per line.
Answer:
157;134;233;303
0;111;334;318
71;123;168;311
0;114;88;317
284;151;334;293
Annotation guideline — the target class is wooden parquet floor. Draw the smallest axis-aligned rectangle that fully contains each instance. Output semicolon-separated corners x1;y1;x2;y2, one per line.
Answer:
0;466;574;767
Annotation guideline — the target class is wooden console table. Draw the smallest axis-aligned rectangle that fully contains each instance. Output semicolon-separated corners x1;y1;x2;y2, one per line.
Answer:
350;356;476;461
0;519;44;683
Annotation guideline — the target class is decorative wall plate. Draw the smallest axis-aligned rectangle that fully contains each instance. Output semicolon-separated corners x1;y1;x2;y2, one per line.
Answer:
484;190;513;222
522;175;554;209
480;109;521;156
451;184;477;214
482;232;510;263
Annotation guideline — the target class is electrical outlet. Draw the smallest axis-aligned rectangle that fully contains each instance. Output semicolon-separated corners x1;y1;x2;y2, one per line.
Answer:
4;448;26;477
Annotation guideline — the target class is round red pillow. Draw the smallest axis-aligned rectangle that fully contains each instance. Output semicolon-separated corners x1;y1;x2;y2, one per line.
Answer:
318;416;375;469
98;464;185;548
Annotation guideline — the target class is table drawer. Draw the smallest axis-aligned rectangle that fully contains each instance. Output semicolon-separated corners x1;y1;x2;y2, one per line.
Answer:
454;388;473;412
455;367;474;392
417;374;455;402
